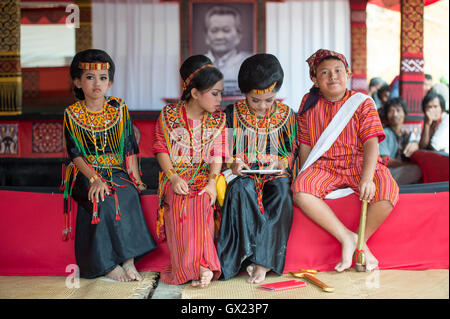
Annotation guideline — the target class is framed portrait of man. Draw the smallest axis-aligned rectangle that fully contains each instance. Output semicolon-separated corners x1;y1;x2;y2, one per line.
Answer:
189;0;257;97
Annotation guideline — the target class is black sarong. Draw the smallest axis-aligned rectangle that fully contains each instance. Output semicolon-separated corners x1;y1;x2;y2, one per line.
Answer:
72;169;157;279
217;175;293;279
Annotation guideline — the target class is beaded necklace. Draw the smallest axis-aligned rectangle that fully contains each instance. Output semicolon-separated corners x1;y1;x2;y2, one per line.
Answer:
82;100;108;153
181;103;209;193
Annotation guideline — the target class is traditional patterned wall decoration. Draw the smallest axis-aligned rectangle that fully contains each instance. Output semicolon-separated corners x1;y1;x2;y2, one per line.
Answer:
350;0;368;93
0;117;158;158
21;7;67;24
0;0;22;115
399;0;424;113
0;123;18;155
22;69;39;99
32;122;63;153
75;0;92;52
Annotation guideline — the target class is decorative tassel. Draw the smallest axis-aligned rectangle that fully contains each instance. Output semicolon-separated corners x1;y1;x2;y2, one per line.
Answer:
156;203;166;241
61;163;76;240
91;200;100;224
91;213;100;224
213;206;222;240
253;175;266;215
62;212;70;241
258;200;265;215
62;196;69;240
114;191;121;221
59;163;66;192
62;229;70;241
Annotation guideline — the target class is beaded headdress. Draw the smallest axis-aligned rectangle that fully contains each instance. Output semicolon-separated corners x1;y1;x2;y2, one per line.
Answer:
251;81;277;95
182;64;215;91
78;62;110;70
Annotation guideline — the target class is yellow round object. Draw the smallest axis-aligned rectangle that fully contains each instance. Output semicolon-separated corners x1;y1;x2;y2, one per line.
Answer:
216;174;227;207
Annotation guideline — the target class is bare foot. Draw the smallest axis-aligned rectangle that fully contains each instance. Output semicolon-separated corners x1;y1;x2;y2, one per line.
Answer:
248;265;270;284
192;266;213;287
352;240;380;272
335;232;358;272
362;243;379;272
105;265;130;282
199;266;214;288
246;264;255;278
122;259;143;281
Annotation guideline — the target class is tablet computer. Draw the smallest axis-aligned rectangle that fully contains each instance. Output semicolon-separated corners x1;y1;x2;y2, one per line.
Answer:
240;169;282;174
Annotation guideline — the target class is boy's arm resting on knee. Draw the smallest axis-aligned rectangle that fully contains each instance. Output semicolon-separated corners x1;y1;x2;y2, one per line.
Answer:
361;137;379;181
299;144;312;170
359;137;379;200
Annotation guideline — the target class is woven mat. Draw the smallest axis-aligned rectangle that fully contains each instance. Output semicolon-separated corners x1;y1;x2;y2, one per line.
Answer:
181;269;449;299
0;271;157;299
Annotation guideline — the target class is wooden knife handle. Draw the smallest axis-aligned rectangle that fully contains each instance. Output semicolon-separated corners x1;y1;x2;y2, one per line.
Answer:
304;273;335;292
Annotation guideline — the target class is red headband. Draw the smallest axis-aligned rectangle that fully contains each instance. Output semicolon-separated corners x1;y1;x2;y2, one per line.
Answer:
182;64;215;91
306;49;350;80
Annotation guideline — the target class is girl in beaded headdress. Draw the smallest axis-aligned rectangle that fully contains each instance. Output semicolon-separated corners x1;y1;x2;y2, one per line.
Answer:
62;49;157;282
216;53;297;284
153;55;227;287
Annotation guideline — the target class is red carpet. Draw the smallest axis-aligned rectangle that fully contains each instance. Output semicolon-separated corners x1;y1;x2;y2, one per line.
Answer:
0;189;448;276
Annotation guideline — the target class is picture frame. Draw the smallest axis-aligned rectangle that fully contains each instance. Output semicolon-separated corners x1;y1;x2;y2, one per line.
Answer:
188;0;257;97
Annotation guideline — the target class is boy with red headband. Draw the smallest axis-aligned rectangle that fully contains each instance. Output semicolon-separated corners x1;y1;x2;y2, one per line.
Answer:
293;49;399;272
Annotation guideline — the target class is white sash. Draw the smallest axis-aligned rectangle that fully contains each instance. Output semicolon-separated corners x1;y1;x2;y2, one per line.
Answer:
299;92;373;199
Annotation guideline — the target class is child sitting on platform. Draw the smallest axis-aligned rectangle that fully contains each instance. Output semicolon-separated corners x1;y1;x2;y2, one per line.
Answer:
63;49;157;282
153;55;227;288
293;49;399;272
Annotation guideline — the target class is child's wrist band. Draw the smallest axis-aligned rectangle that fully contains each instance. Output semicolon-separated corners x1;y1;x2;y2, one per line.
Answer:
89;175;100;184
208;173;218;182
165;168;176;179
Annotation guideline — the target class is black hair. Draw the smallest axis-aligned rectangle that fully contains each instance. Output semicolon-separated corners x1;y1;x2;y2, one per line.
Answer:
238;53;284;94
180;55;224;101
377;84;390;98
369;77;386;88
422;92;446;113
384;97;408;119
70;49;115;100
425;73;433;80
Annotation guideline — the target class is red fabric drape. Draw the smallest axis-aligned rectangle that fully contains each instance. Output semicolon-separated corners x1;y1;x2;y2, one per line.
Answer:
411;151;449;183
369;0;441;11
0;190;447;276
